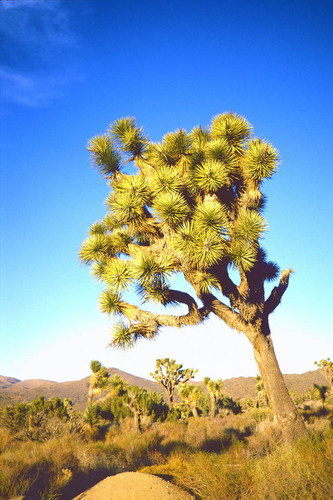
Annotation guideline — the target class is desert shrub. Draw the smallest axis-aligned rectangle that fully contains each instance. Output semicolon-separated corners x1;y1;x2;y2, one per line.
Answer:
142;427;333;499
252;431;333;499
142;451;253;499
0;437;80;499
99;395;131;423
245;419;282;458
0;428;14;453
0;396;72;443
0;402;30;433
108;423;163;468
167;403;192;421
219;396;242;415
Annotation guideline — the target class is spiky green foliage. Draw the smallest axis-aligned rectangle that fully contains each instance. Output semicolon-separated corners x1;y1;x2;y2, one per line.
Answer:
244;138;279;181
109;117;147;158
211;112;252;153
87;135;121;177
81;111;284;349
153;192;190;227
88;360;110;404
191;159;229;193
178;383;203;417
110;321;135;350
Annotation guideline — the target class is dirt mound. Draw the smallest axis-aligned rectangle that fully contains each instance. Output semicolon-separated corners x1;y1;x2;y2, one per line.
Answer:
72;471;195;500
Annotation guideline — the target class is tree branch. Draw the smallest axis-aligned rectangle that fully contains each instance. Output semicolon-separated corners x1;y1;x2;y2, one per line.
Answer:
120;289;210;340
264;269;292;316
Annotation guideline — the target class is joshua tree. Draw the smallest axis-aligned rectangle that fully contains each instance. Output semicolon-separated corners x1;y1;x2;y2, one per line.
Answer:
178;383;203;418
255;374;269;408
314;358;333;394
80;112;306;440
203;376;224;417
150;358;197;409
88;360;110;404
313;383;329;409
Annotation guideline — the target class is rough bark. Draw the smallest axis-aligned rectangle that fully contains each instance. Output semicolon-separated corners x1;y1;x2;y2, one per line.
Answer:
252;331;306;441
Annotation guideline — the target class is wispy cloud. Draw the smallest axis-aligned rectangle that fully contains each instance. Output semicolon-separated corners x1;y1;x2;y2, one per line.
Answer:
0;67;65;107
0;0;81;108
0;0;77;48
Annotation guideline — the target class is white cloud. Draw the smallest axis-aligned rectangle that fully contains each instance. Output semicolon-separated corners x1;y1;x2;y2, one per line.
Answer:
0;0;77;48
0;67;64;107
0;0;82;108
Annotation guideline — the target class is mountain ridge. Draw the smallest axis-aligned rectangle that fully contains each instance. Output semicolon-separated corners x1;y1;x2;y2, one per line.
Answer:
0;368;326;410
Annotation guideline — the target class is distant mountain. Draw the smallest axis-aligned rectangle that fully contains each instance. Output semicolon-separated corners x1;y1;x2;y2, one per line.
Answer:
0;369;326;410
0;375;20;389
0;368;162;410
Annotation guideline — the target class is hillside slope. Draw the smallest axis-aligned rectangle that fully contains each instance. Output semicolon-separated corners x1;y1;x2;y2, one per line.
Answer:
0;369;326;409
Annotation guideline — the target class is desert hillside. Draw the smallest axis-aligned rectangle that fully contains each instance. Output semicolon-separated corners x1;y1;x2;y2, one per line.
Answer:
0;368;326;409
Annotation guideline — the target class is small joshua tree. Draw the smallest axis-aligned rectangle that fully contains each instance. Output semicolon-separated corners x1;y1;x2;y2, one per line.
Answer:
313;383;329;409
150;358;197;409
178;383;203;418
255;374;269;408
88;360;110;404
314;358;333;394
203;376;224;417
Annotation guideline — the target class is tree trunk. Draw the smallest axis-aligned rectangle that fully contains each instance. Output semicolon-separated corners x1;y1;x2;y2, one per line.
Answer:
252;331;306;441
192;406;199;418
133;411;142;433
210;393;216;417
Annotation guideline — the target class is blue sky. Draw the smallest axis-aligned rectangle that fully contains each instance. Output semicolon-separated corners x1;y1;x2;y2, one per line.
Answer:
1;0;332;383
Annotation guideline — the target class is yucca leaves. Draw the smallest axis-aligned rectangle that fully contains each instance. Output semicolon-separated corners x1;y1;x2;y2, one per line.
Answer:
103;258;133;292
205;138;234;165
79;234;114;263
110;321;135;349
263;261;280;281
191;159;229;193
103;213;123;231
153;192;190;227
149;166;183;194
110;229;133;254
190;125;210;149
89;222;106;235
137;281;171;304
244;139;279;181
172;221;196;256
132;252;175;285
193;199;229;235
87;135;121;177
99;290;129;316
91;262;107;282
111;174;151;203
211;112;252;154
83;113;283;334
192;270;221;293
109;117;147;158
174;222;226;268
233;210;268;242
191;232;226;268
106;190;147;224
229;241;257;272
161;129;191;163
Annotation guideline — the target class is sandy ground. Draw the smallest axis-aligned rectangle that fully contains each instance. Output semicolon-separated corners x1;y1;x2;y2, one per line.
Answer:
72;471;195;500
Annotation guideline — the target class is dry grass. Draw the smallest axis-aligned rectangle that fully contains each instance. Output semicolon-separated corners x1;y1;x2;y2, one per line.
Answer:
0;410;332;499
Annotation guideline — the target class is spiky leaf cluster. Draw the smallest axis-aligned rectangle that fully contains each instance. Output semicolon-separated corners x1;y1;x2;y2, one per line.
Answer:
81;112;281;348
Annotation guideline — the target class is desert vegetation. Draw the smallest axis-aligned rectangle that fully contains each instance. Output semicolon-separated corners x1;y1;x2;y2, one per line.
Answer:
0;362;332;499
